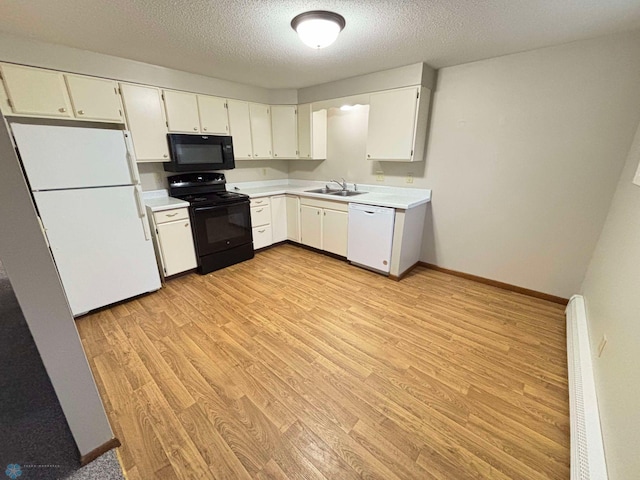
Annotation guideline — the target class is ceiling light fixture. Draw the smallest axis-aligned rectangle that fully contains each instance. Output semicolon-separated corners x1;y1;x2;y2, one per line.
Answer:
291;10;346;49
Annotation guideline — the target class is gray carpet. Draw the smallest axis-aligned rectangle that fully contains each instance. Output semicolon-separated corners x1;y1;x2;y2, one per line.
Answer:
0;260;124;480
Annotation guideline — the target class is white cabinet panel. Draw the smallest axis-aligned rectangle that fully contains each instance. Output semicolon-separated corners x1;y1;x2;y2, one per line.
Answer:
297;103;311;159
297;104;327;160
300;205;322;250
65;75;123;122
322;209;348;257
120;83;170;162
197;95;229;134
249;103;272;159
0;63;72;117
286;195;300;242
156;218;197;276
227;99;253;160
312;109;328;159
366;86;420;161
271;105;298;159
270;195;287;243
163;90;200;133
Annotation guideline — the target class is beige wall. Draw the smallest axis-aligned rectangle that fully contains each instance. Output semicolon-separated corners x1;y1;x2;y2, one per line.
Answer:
138;161;289;191
298;62;435;104
421;31;640;298
580;121;640;480
0;32;297;104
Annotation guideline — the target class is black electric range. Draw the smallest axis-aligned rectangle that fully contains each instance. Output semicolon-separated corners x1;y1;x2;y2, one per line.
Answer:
169;173;254;274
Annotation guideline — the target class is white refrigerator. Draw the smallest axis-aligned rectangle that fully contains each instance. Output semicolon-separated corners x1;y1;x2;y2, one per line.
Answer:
11;123;161;316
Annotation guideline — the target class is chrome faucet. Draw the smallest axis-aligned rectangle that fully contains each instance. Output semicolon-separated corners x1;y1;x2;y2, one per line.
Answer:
330;178;348;191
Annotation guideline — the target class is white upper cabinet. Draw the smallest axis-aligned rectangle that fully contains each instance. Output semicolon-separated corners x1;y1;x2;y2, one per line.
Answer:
297;104;327;160
163;90;200;133
65;75;123;122
227;99;253;160
0;63;72;117
297;103;312;159
312;109;328;160
120;83;170;163
249;103;272;159
271;105;298;159
164;90;229;135
197;95;228;135
366;86;430;162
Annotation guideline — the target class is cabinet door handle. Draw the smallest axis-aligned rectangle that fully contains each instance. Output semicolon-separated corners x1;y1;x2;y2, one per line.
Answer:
317;211;320;215
203;127;208;131
77;109;85;115
59;107;67;113
258;229;265;233
256;208;263;213
193;127;198;131
184;223;189;227
163;154;169;158
166;212;178;217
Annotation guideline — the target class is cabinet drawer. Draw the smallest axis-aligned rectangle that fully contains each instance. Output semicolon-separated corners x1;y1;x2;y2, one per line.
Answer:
154;208;189;224
253;225;272;250
250;197;270;207
250;205;271;227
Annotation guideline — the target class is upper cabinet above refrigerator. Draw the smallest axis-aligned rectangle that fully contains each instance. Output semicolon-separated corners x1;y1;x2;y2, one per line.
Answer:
0;63;124;123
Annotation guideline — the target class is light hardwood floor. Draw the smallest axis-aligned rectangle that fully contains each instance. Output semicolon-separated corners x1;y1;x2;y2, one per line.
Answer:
77;244;570;480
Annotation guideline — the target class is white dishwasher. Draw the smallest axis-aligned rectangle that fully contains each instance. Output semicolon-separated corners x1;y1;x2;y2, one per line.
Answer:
347;203;395;273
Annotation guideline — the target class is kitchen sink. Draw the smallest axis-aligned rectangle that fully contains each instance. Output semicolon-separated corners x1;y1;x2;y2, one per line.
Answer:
305;188;367;197
329;190;366;196
305;188;339;194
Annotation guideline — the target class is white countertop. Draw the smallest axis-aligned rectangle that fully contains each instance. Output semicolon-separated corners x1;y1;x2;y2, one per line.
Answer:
142;190;190;212
227;180;431;210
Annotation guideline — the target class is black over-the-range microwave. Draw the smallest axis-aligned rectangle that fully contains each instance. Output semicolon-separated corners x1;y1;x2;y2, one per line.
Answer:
164;134;235;172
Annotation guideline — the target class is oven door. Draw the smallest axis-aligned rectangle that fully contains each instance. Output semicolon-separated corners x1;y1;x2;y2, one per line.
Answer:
191;201;252;257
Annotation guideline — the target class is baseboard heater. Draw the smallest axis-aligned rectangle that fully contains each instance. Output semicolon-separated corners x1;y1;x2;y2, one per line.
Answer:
566;295;608;479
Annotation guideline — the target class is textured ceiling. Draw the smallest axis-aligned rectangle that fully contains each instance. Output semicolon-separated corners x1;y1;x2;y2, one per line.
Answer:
1;0;640;89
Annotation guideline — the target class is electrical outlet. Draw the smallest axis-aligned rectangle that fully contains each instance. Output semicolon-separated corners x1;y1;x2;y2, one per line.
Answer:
376;171;384;182
406;173;414;184
598;335;608;357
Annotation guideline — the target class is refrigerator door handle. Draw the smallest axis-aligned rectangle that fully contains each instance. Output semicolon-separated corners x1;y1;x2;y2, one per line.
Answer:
134;186;151;241
123;131;141;185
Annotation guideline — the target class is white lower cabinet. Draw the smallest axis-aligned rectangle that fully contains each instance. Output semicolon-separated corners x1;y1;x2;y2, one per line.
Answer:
299;197;348;255
270;195;287;243
286;195;300;242
253;225;273;250
150;207;197;277
322;208;348;257
250;197;273;250
300;205;323;250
